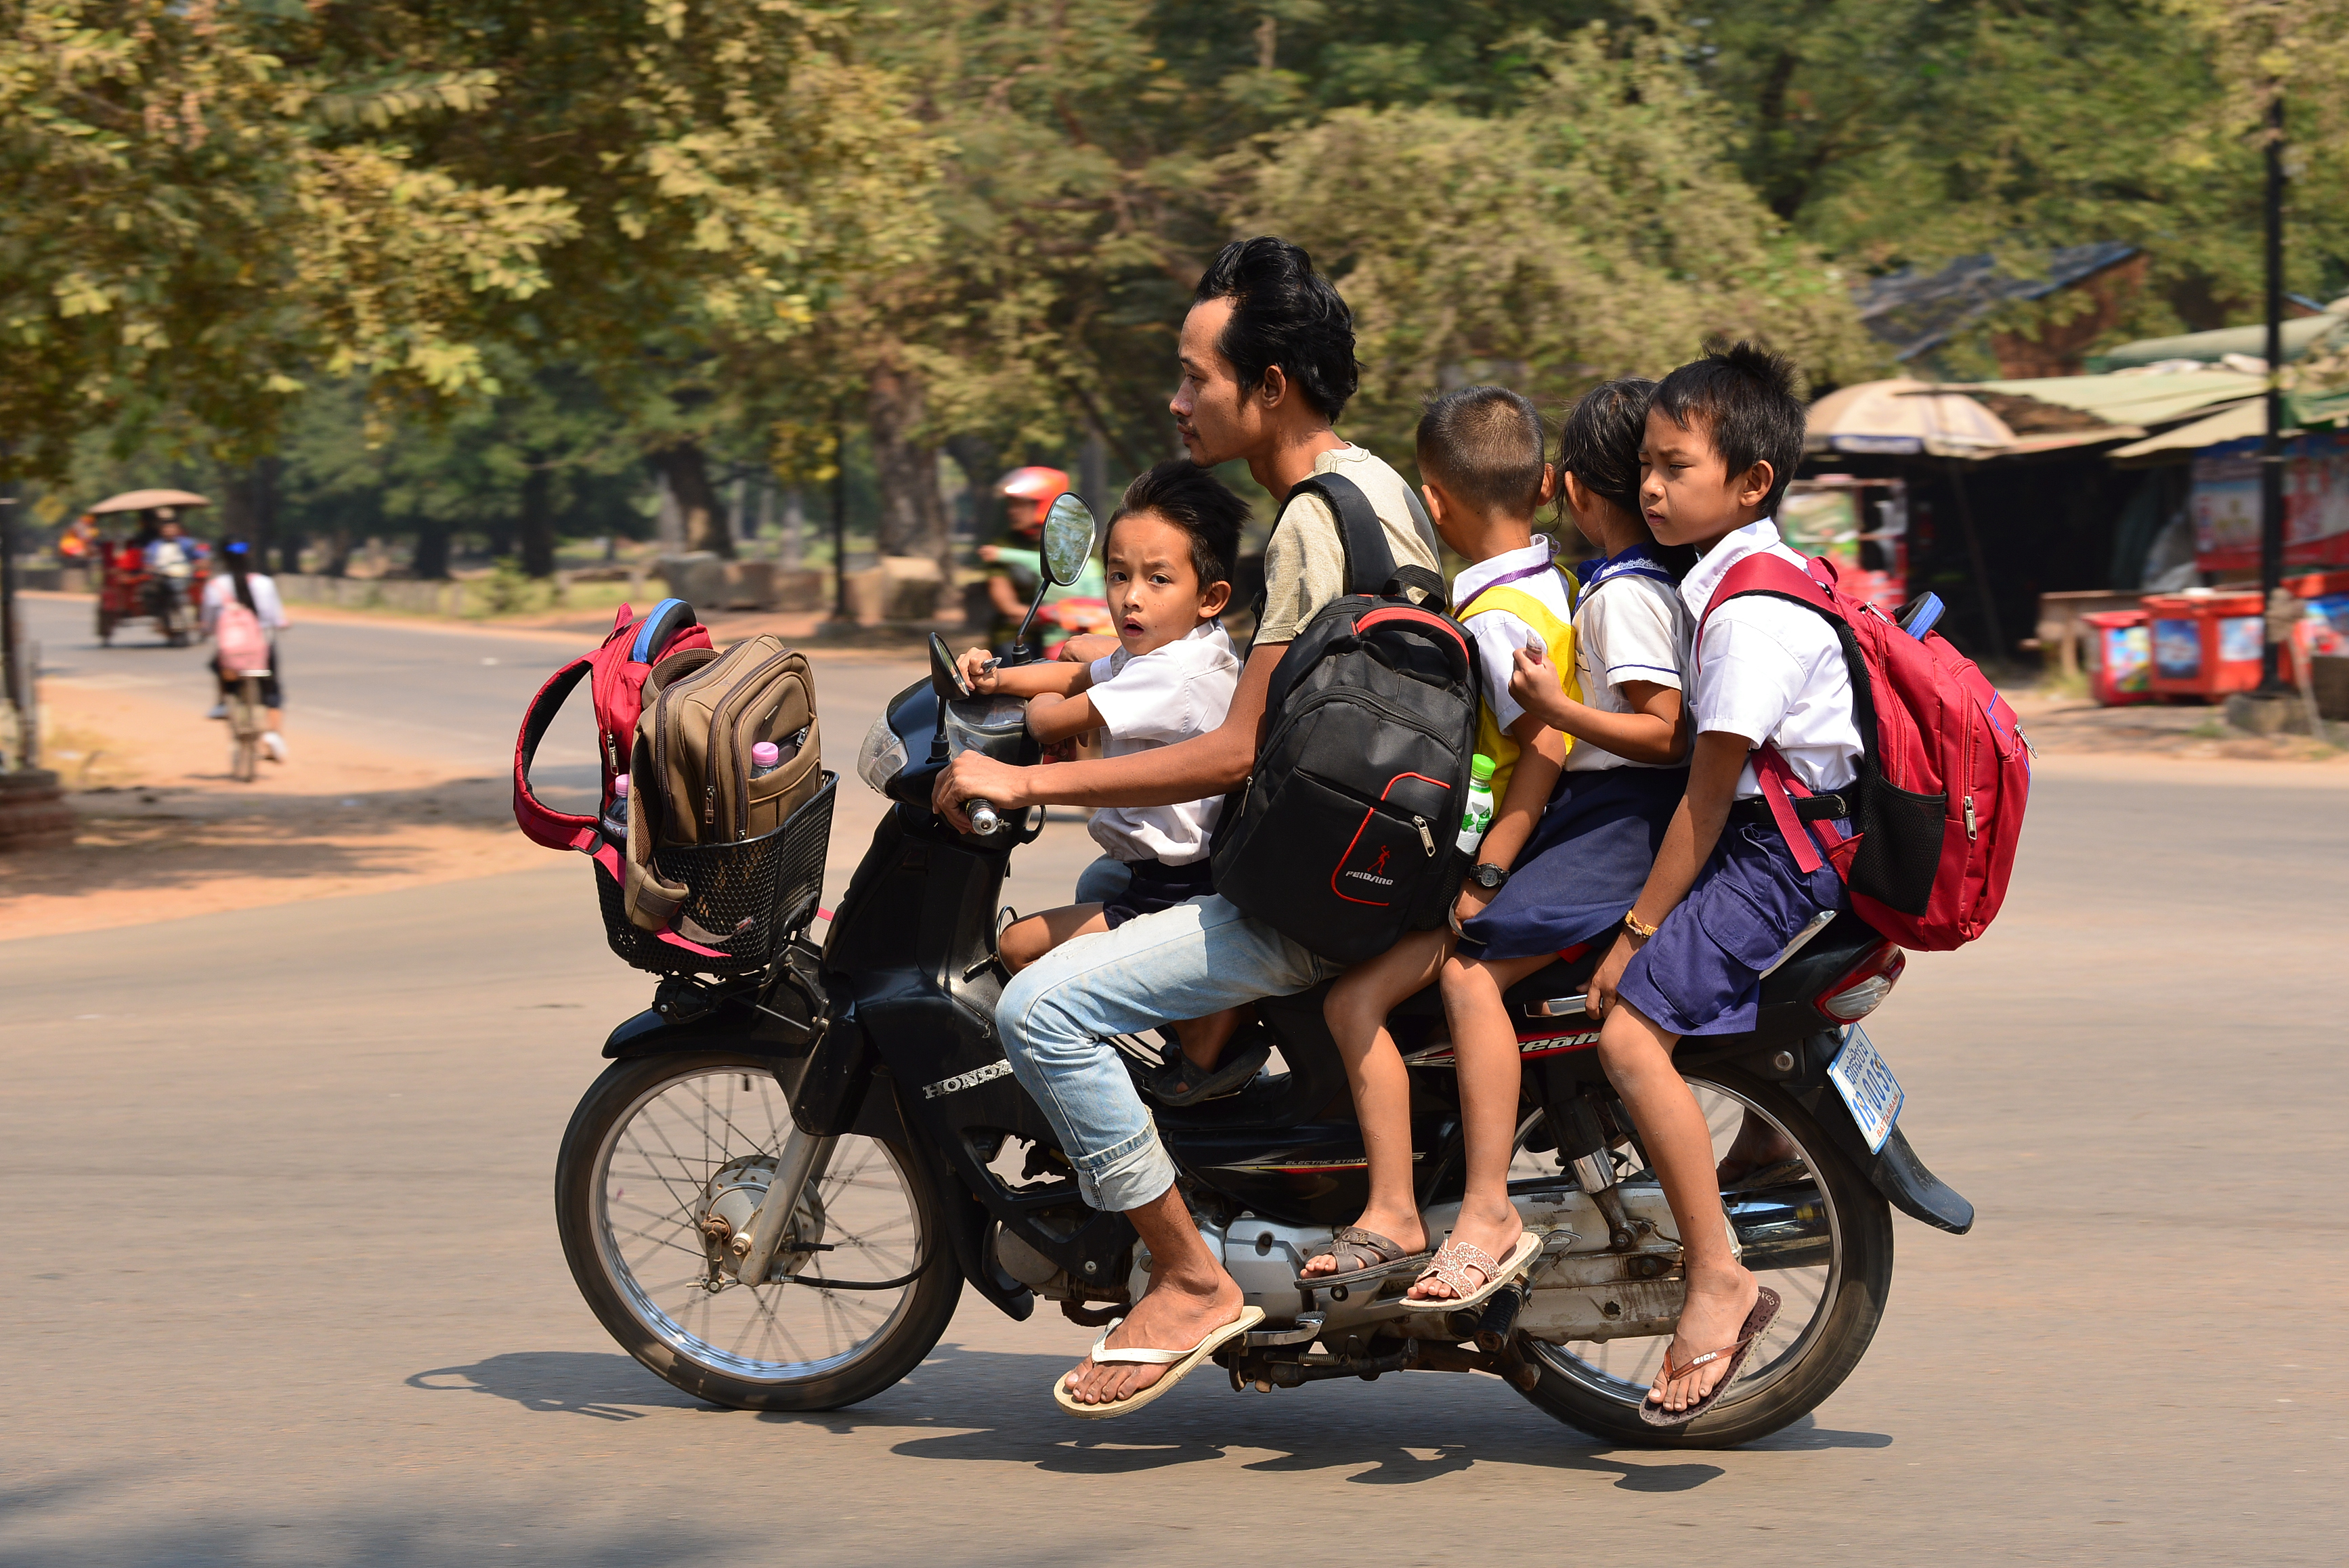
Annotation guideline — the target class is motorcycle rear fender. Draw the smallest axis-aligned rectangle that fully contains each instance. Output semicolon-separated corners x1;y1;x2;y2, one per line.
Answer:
1717;1029;1976;1236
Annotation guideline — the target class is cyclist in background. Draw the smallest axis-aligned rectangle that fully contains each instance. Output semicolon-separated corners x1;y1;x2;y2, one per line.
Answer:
200;540;290;763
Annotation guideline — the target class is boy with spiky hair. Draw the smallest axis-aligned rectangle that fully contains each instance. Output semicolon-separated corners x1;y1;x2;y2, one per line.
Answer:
1581;341;1860;1427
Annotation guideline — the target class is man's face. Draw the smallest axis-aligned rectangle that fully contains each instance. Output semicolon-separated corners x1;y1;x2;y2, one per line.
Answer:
1004;497;1041;538
1171;297;1257;466
1639;406;1769;552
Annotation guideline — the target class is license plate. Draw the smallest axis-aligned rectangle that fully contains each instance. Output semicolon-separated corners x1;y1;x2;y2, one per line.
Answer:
1828;1026;1903;1154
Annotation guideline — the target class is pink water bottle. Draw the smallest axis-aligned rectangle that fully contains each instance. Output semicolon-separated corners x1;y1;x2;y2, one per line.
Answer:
750;741;781;778
601;774;630;842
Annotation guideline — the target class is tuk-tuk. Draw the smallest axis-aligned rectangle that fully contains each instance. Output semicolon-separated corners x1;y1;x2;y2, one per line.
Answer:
89;489;212;647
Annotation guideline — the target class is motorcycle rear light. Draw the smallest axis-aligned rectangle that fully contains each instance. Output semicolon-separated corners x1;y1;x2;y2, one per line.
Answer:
1817;942;1905;1022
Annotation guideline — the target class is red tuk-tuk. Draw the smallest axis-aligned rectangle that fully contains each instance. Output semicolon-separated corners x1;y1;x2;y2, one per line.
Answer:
89;489;212;647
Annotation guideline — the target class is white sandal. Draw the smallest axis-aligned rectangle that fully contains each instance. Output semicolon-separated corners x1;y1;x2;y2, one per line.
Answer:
1051;1305;1265;1419
1404;1229;1544;1313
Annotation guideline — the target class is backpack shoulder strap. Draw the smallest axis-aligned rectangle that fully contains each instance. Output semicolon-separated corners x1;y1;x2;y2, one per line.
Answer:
1281;473;1397;598
1696;552;1832;651
513;655;609;856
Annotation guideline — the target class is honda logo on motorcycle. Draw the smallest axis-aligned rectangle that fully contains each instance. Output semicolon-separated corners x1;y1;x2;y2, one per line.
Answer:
922;1059;1012;1100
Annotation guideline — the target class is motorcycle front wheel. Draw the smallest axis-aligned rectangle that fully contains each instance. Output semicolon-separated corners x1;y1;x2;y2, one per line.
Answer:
1511;1064;1895;1449
555;1051;963;1412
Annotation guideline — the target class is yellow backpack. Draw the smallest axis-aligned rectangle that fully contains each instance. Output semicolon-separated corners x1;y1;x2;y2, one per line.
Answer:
1457;575;1580;804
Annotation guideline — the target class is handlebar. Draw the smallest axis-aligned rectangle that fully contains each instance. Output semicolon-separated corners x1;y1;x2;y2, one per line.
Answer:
966;800;1003;836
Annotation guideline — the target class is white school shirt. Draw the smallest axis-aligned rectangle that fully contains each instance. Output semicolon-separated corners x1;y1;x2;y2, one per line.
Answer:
1564;557;1693;772
1083;620;1242;865
200;571;289;634
1680;519;1863;798
1450;537;1576;734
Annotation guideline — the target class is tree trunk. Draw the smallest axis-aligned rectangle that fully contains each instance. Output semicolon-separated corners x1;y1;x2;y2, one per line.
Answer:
518;460;557;578
649;441;734;559
412;521;452;580
868;356;951;598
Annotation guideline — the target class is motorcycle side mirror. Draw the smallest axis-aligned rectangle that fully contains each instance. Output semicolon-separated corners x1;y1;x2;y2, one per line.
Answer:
926;633;968;763
1007;493;1098;662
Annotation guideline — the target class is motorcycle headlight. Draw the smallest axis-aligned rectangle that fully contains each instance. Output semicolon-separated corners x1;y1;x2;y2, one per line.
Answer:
856;712;909;796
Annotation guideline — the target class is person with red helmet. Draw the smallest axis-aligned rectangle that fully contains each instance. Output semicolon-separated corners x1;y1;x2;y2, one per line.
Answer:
977;466;1106;652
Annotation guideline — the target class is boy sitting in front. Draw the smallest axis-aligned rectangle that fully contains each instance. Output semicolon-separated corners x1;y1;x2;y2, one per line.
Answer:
958;460;1262;1105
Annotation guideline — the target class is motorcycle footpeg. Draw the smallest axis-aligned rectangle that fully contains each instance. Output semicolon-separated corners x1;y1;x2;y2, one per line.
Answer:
1472;1282;1527;1354
1243;1312;1324;1349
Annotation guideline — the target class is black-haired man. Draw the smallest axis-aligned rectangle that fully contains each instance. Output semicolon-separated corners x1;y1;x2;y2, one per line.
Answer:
933;236;1440;1416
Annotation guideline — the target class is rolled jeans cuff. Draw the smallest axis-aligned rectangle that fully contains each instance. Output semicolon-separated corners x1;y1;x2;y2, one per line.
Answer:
1073;1120;1178;1212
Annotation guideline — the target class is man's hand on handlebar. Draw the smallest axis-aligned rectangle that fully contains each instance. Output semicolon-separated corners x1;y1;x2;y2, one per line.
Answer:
932;751;1032;834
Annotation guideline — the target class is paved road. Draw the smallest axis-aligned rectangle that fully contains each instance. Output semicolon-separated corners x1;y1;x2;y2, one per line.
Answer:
5;647;2345;1561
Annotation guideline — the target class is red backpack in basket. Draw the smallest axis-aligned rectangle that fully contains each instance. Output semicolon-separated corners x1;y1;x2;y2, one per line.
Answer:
1701;554;2030;951
513;598;712;875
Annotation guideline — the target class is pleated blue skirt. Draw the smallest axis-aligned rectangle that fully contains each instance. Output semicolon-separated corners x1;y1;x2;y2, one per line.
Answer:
1456;766;1689;962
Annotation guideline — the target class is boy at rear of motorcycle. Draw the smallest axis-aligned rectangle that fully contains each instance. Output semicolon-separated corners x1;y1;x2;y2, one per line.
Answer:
957;460;1258;1102
1396;378;1700;1315
1561;342;1861;1425
1299;385;1574;1294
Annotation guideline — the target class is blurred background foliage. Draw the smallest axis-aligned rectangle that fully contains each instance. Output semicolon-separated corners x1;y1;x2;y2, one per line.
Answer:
5;0;2344;580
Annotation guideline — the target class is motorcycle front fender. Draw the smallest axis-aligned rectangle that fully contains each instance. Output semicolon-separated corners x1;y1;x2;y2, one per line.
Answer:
601;1005;901;1145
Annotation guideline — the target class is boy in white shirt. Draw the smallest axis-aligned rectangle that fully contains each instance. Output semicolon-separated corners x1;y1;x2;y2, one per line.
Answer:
1297;386;1574;1292
1583;342;1859;1427
959;460;1257;1102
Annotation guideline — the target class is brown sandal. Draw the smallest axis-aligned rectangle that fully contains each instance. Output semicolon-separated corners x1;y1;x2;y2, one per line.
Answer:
1639;1286;1780;1427
1295;1225;1425;1289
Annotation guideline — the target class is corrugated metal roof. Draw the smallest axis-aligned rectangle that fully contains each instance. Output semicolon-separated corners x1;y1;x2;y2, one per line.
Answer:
1954;369;2264;427
2092;312;2344;370
1850;242;2140;362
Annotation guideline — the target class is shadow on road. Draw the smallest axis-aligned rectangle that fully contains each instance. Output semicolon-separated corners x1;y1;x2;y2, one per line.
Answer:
407;1350;711;1420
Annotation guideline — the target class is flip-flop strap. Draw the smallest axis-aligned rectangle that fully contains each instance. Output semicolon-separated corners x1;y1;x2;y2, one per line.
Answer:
1659;1326;1763;1382
1085;1314;1238;1367
1324;1225;1403;1271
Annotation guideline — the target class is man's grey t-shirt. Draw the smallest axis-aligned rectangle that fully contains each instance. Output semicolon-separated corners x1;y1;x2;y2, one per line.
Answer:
1255;445;1440;645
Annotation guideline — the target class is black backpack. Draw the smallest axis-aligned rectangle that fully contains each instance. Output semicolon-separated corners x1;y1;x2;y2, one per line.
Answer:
1211;473;1481;965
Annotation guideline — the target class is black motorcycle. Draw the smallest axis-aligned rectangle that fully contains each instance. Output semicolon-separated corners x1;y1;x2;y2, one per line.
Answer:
553;497;1973;1448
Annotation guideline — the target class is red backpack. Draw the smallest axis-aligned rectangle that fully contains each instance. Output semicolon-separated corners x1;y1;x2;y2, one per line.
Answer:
1701;554;2030;951
513;598;712;871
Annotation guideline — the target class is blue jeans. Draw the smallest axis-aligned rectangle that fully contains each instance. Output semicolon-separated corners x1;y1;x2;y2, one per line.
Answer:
996;893;1342;1212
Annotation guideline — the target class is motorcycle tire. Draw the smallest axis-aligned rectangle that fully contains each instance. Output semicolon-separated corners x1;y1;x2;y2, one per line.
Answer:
97;609;114;645
555;1051;964;1413
1511;1065;1895;1450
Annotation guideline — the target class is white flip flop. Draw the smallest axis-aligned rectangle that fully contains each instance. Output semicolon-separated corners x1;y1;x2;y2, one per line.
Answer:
1051;1305;1266;1420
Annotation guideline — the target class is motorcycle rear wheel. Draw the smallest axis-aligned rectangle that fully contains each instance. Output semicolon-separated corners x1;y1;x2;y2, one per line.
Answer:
556;1051;962;1412
1511;1064;1894;1449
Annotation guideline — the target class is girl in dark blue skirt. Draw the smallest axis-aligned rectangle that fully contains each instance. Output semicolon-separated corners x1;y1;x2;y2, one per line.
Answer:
1410;378;1698;1307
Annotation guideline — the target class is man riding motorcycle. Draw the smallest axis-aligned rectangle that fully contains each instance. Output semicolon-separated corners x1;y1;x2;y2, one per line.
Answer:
934;237;1443;1412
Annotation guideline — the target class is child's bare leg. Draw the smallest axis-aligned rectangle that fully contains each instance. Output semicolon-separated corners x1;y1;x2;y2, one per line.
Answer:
1299;931;1448;1276
1597;1000;1759;1415
1406;951;1554;1299
1169;1007;1242;1072
998;905;1108;972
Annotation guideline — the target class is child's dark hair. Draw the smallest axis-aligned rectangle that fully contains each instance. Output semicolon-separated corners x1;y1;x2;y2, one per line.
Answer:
1192;238;1359;422
1113;460;1247;590
1558;376;1696;578
1415;385;1547;515
1652;340;1807;517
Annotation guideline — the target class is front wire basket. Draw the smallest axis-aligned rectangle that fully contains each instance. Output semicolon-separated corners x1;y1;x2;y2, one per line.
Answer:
594;771;837;976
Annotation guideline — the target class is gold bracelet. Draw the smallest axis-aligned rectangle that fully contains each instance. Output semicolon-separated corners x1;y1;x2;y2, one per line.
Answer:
1622;911;1658;940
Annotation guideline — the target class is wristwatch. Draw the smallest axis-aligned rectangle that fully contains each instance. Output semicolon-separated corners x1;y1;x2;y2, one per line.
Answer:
1469;863;1511;891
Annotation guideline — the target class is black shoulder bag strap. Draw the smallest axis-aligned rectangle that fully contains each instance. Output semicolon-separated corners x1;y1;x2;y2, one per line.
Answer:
1283;473;1396;596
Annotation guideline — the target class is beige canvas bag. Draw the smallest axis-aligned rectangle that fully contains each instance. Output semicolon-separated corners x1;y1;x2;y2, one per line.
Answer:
622;635;821;932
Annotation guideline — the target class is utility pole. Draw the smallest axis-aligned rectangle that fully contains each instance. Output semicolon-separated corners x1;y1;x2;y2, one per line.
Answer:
2258;85;2289;693
831;407;849;624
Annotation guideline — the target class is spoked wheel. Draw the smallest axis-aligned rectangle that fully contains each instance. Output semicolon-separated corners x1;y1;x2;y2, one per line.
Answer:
1509;1065;1893;1447
555;1052;962;1412
228;679;261;783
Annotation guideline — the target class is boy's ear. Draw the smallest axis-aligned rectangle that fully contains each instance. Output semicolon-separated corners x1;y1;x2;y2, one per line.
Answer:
1536;463;1559;507
1197;578;1233;619
1736;460;1775;510
1419;481;1448;529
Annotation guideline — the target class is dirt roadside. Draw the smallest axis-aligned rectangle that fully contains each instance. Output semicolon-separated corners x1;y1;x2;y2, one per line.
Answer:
0;671;548;942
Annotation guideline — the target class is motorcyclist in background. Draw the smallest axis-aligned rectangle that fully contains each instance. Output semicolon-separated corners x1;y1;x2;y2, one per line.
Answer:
977;466;1106;655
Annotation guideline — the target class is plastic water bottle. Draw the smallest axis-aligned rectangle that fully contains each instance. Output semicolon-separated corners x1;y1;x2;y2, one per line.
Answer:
1456;754;1496;854
750;741;781;777
601;774;630;842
